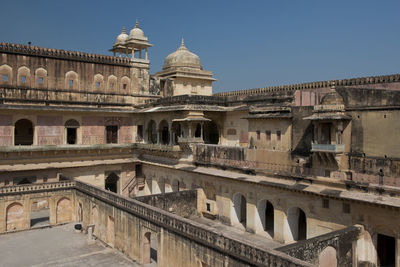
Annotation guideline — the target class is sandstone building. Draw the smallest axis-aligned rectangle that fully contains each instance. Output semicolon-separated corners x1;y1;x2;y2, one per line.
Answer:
0;22;399;267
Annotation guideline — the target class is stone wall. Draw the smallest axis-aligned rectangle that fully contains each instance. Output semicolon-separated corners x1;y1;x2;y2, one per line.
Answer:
135;190;198;218
277;225;361;266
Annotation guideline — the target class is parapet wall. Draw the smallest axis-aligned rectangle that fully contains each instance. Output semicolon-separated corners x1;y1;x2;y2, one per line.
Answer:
215;74;400;98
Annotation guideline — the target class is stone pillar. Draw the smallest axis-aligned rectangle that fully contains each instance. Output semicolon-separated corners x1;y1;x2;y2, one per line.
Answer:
188;122;192;139
139;50;142;59
145;48;148;60
169;130;174;145
246;202;257;234
274;208;286;243
132;50;135;59
200;122;204;140
156;130;160;144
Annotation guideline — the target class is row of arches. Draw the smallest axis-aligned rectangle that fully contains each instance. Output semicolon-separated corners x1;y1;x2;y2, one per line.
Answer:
232;193;307;241
5;197;72;231
14;118;80;145
146;119;220;145
0;64;131;91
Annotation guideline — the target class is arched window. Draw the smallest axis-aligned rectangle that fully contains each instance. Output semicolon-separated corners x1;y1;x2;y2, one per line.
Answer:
94;73;104;90
147;120;157;144
287;207;307;241
0;64;12;85
14;119;34;145
232;193;247;228
159;120;169;145
65;119;79;145
105;172;119;193
17;66;31;86
35;67;47;88
257;199;274;238
65;71;78;89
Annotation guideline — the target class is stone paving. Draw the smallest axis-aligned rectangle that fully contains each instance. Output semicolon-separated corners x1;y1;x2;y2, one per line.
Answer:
0;223;156;267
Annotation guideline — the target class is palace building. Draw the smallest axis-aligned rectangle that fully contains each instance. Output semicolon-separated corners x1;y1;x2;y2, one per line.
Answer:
0;22;399;267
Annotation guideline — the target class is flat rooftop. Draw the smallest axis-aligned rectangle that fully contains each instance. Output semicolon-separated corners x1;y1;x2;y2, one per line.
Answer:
0;224;150;266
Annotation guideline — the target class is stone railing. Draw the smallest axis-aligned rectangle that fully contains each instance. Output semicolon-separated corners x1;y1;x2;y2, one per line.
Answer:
277;225;361;266
0;86;133;107
314;104;345;111
0;42;133;66
214;74;400;97
0;181;75;195
144;94;227;107
74;180;314;266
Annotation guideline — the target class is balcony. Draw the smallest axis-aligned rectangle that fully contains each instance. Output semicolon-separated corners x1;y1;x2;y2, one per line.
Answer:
311;143;344;153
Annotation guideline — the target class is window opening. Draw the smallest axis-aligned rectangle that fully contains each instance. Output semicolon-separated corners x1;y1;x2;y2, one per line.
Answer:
276;131;281;141
38;77;43;85
106;125;118;144
21;76;26;84
2;74;8;82
265;130;271;141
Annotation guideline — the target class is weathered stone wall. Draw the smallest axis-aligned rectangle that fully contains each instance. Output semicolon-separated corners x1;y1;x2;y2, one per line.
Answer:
277;225;361;266
135;190;198;218
0;43;152;108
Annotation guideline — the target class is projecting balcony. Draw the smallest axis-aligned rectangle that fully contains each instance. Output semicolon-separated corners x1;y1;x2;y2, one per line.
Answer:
311;143;344;153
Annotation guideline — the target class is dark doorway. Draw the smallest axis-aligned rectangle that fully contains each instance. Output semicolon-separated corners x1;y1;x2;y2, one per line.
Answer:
204;121;219;144
264;201;274;237
159;120;169;145
377;234;395;267
298;209;307;240
14;119;34;145
147;120;157;144
195;123;201;138
105;173;119;193
65;119;79;145
106;126;118;144
137;125;143;141
67;128;77;144
321;123;331;144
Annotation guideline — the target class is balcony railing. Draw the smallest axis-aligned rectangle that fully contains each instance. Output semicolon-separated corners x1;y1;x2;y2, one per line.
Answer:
311;143;344;153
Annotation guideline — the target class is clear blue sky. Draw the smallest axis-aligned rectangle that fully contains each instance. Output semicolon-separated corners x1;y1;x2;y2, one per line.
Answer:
1;0;399;93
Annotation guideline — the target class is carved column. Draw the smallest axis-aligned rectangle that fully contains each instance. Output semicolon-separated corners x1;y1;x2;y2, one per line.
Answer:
157;129;160;144
145;48;148;60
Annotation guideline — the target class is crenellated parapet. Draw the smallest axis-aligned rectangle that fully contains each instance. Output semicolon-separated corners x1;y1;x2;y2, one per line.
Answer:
215;73;400;97
0;42;133;66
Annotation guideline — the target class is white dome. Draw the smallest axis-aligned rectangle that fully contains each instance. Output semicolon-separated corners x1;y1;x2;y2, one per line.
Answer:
114;27;128;45
129;20;147;41
163;39;202;70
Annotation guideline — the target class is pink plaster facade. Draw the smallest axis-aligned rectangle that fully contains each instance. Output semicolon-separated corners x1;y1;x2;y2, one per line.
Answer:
82;116;105;145
0;115;12;146
37;115;63;145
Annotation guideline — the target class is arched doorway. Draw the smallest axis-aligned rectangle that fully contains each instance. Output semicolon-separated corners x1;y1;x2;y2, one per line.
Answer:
30;199;49;228
65;119;79;144
232;193;247;228
56;197;72;224
203;121;219;144
257;199;274;238
105;173;119;193
143;232;157;264
194;123;201;138
14;119;34;145
171;122;181;144
147;120;157;144
172;179;180;192
159;120;169;145
6;202;24;231
287;207;307;241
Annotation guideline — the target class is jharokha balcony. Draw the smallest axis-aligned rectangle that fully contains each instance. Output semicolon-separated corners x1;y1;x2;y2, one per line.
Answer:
311;143;345;153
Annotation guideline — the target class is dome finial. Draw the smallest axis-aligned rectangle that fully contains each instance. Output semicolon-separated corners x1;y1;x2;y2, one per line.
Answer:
135;19;140;28
122;26;126;34
181;37;185;47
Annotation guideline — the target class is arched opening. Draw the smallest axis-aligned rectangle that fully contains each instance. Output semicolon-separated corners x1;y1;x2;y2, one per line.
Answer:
56;197;72;224
65;119;79;145
203;121;219;144
194;123;201;138
143;232;157;264
30;199;49;228
287;207;307;241
172;179;180;192
107;216;115;247
232;193;247;228
6;202;24;231
377;234;396;267
147;120;157;144
91;206;99;236
159;120;169;145
14;119;34;145
77;203;83;222
171;122;181;144
257;199;274;238
318;246;337;267
105;172;119;193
